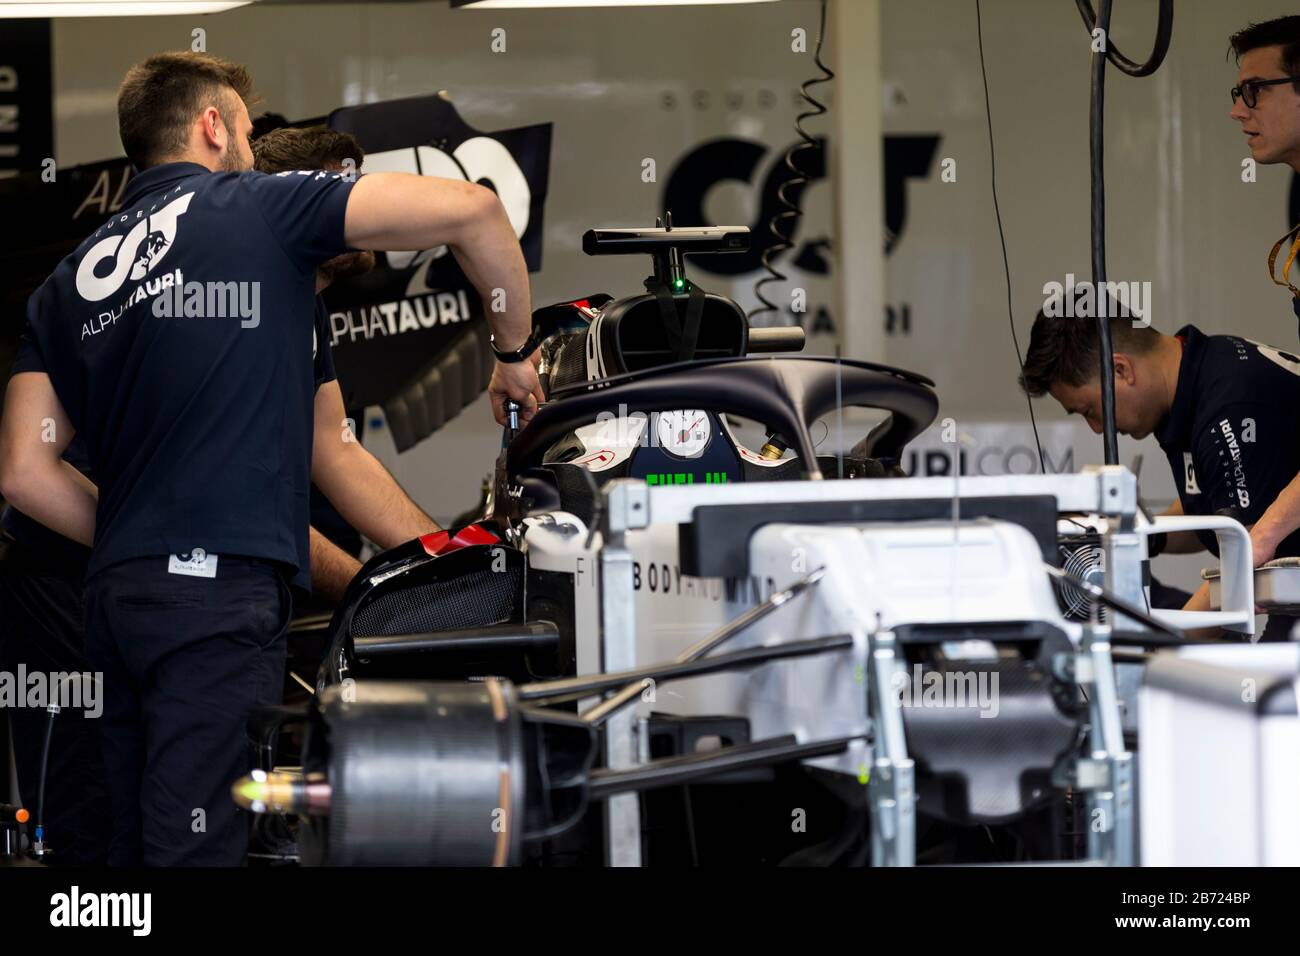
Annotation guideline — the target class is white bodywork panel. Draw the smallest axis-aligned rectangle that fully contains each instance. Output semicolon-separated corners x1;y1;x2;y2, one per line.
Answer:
1139;643;1300;866
526;510;1073;777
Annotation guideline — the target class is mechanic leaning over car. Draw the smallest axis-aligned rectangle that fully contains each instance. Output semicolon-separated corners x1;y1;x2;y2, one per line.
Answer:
0;51;544;866
1019;307;1300;642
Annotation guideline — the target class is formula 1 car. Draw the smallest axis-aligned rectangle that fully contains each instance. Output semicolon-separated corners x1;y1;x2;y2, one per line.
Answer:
239;223;1271;868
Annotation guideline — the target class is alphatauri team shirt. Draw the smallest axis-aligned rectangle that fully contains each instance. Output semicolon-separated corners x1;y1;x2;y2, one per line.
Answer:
1156;323;1300;558
12;162;356;586
1;300;340;579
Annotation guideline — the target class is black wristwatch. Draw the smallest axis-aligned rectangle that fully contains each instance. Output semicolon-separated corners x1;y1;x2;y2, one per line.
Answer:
490;328;543;364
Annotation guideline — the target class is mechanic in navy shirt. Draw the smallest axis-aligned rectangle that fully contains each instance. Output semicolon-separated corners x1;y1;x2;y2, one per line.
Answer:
1019;308;1300;642
0;134;374;866
0;304;347;866
0;52;542;866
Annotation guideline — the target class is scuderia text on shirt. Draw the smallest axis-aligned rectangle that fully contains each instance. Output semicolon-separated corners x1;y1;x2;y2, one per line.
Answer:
49;885;151;936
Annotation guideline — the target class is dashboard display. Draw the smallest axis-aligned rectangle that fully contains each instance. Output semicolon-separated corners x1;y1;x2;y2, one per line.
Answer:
630;411;741;486
655;409;711;459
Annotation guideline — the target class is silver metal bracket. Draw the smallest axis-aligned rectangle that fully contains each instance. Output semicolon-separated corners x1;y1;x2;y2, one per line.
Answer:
597;481;645;867
866;628;916;867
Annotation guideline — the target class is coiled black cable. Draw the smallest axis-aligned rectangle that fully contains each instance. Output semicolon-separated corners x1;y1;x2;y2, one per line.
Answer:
1075;0;1174;77
749;0;833;324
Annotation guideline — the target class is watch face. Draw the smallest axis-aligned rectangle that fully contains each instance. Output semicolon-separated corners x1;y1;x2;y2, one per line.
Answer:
655;410;711;458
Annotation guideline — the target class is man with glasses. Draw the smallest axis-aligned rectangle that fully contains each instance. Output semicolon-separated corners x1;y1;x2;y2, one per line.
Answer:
1231;17;1300;316
1221;18;1300;571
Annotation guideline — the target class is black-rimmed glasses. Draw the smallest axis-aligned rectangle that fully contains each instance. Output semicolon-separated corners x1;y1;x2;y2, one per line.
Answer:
1231;76;1300;108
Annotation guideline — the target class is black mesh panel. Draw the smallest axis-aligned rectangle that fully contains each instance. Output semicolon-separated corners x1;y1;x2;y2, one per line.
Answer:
544;332;591;392
351;564;522;636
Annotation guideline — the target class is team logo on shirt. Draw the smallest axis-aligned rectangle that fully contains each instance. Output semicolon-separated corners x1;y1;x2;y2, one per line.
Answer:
1216;418;1251;510
75;192;194;303
1183;452;1200;495
1249;339;1300;378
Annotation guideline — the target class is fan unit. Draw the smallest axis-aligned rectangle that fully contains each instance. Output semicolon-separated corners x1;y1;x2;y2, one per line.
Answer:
1057;533;1107;622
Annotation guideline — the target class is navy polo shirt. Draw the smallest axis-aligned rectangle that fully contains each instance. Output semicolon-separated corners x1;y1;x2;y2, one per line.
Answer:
11;162;356;587
1155;324;1300;558
2;299;341;579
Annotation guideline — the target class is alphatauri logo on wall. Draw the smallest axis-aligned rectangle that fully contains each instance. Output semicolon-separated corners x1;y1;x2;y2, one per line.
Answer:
321;94;551;412
74;191;194;302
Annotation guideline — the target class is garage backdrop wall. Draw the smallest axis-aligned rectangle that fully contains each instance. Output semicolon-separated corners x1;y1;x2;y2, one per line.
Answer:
42;0;854;525
22;0;1300;598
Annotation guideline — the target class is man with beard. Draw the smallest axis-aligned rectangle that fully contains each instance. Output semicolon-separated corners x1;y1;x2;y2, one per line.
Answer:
0;51;541;865
0;122;441;867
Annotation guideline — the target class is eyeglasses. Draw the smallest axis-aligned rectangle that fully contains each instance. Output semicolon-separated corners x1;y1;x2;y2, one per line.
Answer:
1231;76;1300;109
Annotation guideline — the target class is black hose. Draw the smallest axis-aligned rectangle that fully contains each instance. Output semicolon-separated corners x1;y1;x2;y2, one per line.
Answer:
1091;0;1119;466
517;633;854;703
1042;563;1218;644
1081;0;1175;465
749;0;833;324
1074;0;1174;77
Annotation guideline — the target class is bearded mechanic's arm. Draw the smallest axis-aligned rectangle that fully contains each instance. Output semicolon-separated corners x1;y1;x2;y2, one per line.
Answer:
306;174;542;600
342;173;543;425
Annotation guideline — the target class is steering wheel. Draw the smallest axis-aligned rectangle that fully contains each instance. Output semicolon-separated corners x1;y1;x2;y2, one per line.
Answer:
506;356;939;481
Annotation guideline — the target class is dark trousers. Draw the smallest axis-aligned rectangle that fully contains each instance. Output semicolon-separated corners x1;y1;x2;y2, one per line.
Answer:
83;555;290;866
0;542;112;866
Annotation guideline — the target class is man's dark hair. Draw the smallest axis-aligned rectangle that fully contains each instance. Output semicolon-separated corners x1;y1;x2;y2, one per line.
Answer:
1018;309;1161;397
1229;17;1300;95
117;52;257;170
251;125;364;174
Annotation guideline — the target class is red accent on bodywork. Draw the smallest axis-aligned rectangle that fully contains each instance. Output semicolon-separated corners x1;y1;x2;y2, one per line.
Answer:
417;523;503;558
418;530;451;556
437;523;501;554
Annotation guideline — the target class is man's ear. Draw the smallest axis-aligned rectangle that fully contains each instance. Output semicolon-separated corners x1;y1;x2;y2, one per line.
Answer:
1113;353;1137;386
199;105;224;151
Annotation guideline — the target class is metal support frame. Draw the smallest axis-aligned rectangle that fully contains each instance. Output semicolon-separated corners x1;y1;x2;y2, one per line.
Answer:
866;627;916;866
1102;529;1146;634
620;466;1139;526
597;481;649;866
1053;623;1136;866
